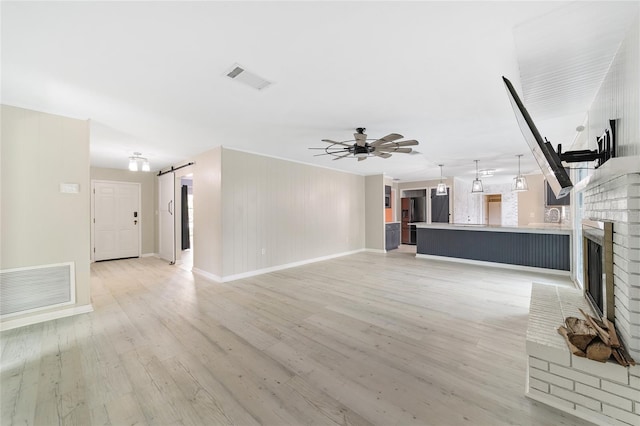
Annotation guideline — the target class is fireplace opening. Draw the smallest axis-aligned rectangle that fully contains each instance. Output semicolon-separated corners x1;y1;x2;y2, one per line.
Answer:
582;220;613;321
585;238;603;316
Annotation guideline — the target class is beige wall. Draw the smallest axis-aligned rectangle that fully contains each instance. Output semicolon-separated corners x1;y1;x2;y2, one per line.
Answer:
90;167;157;255
220;149;365;277
1;105;91;315
192;147;223;278
365;174;385;250
517;174;545;225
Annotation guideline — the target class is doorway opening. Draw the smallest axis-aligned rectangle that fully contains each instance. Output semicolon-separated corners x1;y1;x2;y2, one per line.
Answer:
179;175;194;271
430;187;450;223
485;194;502;225
400;189;427;245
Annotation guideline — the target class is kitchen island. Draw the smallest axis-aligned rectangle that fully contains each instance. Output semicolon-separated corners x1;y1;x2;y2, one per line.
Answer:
414;223;572;273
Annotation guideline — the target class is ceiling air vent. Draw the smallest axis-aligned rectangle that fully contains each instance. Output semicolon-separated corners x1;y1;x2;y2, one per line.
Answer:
225;63;272;90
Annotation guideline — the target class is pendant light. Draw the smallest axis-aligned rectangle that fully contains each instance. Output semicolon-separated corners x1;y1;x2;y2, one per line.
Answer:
471;160;484;193
436;164;447;196
512;154;528;192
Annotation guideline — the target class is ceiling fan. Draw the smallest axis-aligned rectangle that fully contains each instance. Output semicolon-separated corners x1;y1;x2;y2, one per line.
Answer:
310;128;419;161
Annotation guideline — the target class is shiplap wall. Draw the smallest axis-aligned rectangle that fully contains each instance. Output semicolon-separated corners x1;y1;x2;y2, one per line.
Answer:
589;15;640;157
221;149;365;277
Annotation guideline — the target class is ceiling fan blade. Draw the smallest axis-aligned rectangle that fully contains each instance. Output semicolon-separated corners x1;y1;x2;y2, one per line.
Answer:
371;133;404;147
377;147;413;154
332;152;351;160
394;139;419;147
322;139;352;147
372;151;392;158
376;139;419;148
354;132;367;147
357;156;367;161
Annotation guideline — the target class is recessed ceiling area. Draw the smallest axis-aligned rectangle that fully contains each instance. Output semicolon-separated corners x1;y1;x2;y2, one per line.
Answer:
2;1;637;181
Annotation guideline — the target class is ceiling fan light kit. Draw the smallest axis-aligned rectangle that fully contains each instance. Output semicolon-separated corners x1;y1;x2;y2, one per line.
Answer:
311;127;418;161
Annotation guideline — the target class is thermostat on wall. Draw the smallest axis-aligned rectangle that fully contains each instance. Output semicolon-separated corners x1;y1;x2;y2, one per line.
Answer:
59;183;80;194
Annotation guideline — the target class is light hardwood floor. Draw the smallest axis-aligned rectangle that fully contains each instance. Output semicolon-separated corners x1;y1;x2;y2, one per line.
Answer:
1;252;595;426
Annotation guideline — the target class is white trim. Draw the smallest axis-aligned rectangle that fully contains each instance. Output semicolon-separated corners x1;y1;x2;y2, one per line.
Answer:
0;304;93;331
212;249;365;283
415;254;571;276
365;248;387;254
141;253;157;258
192;268;222;283
0;262;76;319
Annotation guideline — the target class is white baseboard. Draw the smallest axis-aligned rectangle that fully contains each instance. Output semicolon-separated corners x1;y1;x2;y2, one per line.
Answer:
140;253;157;258
415;254;571;276
0;304;94;332
192;268;222;283
196;249;365;283
365;248;387;254
222;249;366;282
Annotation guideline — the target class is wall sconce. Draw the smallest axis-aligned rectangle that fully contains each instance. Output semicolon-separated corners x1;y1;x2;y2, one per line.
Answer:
512;154;528;192
436;164;447;196
471;160;484;193
129;152;150;172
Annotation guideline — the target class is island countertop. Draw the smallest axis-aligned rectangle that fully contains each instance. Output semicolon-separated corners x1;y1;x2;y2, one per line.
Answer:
413;222;572;235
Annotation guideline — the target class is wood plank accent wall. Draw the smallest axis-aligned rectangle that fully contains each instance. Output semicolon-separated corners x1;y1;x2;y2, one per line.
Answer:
221;149;365;276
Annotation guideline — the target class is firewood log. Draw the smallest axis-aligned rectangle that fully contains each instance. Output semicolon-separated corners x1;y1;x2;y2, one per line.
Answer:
557;326;586;357
585;339;612;362
579;309;611;346
565;317;596;336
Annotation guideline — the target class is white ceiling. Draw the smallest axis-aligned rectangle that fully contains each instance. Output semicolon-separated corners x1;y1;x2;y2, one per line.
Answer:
2;1;638;182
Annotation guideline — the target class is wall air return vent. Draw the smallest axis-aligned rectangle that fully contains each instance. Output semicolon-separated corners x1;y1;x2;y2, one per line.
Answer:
225;63;272;90
1;262;75;317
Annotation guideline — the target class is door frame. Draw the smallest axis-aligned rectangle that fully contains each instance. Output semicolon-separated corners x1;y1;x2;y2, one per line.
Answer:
90;180;142;262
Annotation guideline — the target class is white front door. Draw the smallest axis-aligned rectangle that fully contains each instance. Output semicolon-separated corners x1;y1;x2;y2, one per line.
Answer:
158;172;175;263
93;181;141;261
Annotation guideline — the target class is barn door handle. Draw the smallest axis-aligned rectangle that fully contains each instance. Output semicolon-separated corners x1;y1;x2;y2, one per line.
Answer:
168;200;173;215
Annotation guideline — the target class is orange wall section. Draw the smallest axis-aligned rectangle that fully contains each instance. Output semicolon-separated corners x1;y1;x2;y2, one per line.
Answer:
385;194;393;222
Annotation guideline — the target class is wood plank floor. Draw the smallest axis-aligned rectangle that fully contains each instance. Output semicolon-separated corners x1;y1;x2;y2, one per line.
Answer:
1;252;596;425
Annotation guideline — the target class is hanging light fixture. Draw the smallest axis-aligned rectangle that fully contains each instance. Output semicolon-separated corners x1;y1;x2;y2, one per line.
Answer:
436;164;447;196
512;154;529;192
471;160;484;193
128;152;151;172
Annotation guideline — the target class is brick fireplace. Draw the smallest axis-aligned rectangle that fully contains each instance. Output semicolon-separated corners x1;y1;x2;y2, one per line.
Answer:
526;159;640;425
583;162;640;361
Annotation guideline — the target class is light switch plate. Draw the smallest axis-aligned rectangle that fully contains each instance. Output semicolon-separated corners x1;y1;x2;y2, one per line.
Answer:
60;183;80;193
